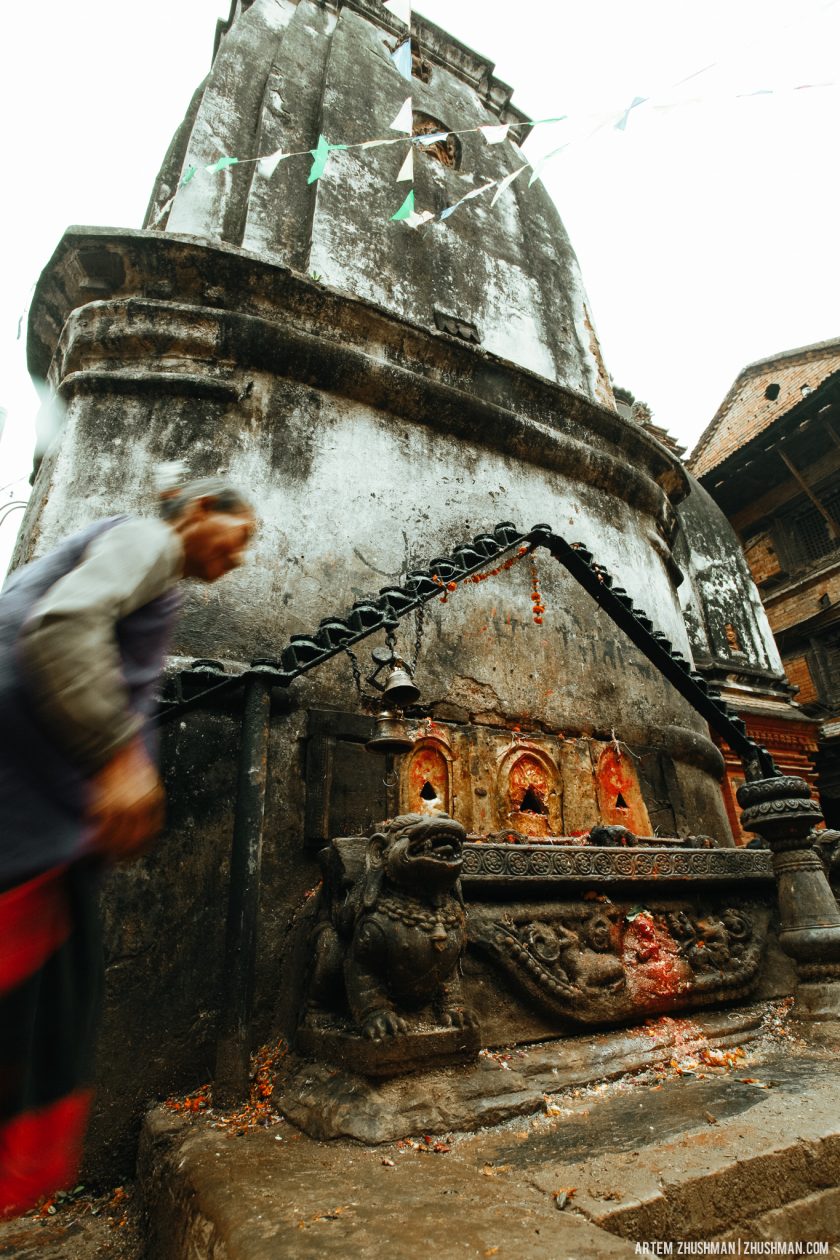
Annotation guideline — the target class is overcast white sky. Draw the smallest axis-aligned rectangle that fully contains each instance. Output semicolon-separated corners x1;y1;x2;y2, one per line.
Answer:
1;0;838;570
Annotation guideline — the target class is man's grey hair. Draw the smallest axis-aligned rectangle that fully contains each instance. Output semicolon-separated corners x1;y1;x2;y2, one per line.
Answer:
157;475;253;522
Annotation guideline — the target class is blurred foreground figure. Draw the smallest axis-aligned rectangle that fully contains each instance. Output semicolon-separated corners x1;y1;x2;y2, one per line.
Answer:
0;475;255;1216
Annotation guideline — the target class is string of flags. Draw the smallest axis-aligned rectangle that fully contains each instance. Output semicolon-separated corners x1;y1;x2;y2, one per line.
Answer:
156;0;837;234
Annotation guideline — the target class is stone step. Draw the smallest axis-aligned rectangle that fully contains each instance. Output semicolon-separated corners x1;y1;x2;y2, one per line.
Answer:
139;1104;638;1260
523;1054;840;1244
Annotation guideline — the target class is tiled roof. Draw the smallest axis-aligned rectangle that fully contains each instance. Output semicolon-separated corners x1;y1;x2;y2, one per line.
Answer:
688;337;840;478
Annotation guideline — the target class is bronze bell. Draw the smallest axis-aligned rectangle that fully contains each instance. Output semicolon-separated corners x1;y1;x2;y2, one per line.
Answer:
381;664;421;709
365;711;416;755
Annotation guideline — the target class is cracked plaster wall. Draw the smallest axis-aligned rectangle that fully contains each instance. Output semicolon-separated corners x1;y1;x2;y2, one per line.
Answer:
147;0;611;401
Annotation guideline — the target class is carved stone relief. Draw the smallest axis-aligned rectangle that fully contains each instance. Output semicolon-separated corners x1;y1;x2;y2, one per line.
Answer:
500;747;561;838
593;745;652;835
469;899;769;1024
402;739;452;816
392;722;683;841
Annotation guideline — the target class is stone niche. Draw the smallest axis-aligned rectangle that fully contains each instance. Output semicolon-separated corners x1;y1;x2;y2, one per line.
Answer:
400;726;656;838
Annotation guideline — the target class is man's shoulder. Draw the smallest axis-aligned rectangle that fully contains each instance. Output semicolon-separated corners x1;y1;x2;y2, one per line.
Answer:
89;517;182;576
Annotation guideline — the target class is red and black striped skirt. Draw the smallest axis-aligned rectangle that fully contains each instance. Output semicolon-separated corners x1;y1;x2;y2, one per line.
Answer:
0;863;102;1218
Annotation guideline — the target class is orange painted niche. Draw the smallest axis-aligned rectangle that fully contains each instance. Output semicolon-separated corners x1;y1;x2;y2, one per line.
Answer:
503;750;561;838
402;740;451;816
593;745;651;835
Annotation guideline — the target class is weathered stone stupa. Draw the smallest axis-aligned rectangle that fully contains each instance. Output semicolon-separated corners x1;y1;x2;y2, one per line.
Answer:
17;0;839;1171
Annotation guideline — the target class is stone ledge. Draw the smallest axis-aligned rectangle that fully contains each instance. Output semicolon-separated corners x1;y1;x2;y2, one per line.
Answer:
139;1108;639;1260
280;1007;765;1143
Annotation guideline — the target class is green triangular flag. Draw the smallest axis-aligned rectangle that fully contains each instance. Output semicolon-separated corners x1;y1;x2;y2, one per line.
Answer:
206;156;239;174
180;164;198;187
308;135;331;184
307;134;349;184
391;189;415;221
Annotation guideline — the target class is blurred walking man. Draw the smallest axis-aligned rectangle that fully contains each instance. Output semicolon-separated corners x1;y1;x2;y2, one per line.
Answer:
0;474;255;1216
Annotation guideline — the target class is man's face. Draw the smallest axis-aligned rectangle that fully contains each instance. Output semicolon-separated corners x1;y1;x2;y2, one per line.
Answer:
180;502;256;582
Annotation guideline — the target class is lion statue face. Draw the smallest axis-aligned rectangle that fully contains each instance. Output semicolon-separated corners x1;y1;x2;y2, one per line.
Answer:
368;813;466;892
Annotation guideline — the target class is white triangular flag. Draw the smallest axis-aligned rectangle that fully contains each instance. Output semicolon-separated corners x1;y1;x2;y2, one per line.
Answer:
438;181;496;221
528;143;567;186
258;149;287;178
383;0;411;24
149;195;175;228
461;181;496;204
396;148;414;182
390;97;413;133
490;163;528;206
390;38;412;80
479;124;510;145
403;209;435;229
413;131;449;146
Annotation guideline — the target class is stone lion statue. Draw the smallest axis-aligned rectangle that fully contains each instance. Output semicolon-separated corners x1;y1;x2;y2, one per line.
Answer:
301;813;478;1041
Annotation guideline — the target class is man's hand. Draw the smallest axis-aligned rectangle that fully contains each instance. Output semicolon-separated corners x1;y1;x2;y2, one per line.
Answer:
87;736;165;860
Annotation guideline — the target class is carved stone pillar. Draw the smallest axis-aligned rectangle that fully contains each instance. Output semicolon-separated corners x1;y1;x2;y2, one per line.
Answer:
738;776;840;1018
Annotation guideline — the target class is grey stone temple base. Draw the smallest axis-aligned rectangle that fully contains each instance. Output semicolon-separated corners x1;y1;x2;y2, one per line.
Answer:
282;1007;766;1143
138;1012;840;1260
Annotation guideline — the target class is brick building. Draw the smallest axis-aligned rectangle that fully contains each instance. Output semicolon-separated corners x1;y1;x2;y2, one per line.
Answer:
689;338;840;826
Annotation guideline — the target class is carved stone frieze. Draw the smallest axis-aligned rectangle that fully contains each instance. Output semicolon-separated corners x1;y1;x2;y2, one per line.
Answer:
468;899;769;1024
461;843;773;885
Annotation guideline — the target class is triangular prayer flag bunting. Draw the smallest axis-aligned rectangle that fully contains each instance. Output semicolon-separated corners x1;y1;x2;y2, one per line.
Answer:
614;96;648;131
490;163;528;206
391;38;412;80
390;97;414;133
529;115;568;126
308;135;331;183
391;189;415;221
383;0;411;24
479;124;510;145
396;148;414;182
180;164;198;187
412;131;449;146
403;209;435;229
438;181;496;221
258;149;288;178
461;181;496;203
206;156;239;174
528;143;568;186
359;137;394;149
307;134;348;184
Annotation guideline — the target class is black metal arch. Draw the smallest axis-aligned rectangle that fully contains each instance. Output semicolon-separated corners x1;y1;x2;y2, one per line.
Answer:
158;519;776;782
